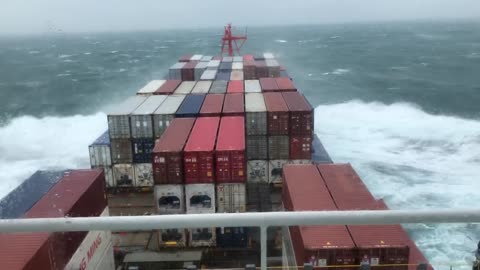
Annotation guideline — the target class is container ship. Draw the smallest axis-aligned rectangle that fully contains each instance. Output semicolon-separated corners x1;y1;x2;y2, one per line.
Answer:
0;25;432;270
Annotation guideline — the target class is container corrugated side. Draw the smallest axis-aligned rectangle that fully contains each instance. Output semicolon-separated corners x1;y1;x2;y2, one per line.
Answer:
255;60;268;78
216;227;248;248
245;93;267;135
216;183;246;213
268;160;288;184
222;93;244;116
247;160;268;183
194;62;208;81
153;95;186;138
244;59;256;80
245;80;261;93
200;94;224;117
264;92;289;135
188;228;217;247
266;59;280;77
130;95;167;139
169;63;186;80
175;94;205;118
246;135;268;160
215;117;246;183
201;69;217;80
133;163;153;187
209;80;228;93
268;135;289;159
290;135;313;160
174;81;196;94
113;164;135;187
89;130;112;167
181;61;198;81
137;80;166;95
154;185;185;214
185;183;216;213
191;80;212;94
282;92;314;135
132;138;155;163
107;96;147;139
158;228;187;248
110;138;132;164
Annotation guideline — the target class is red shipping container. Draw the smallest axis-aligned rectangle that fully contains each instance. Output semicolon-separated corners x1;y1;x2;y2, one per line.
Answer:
184;117;220;184
155;80;181;95
283;165;356;269
153;118;196;184
290;135;312;159
215;117;246;183
263;92;289;135
256;60;268;78
275;77;297;92
222;94;244;116
181;61;198;81
200;94;225;117
179;55;193;62
282;92;313;135
244;59;257;80
227;80;244;93
0;169;107;270
213;56;222;61
259;78;278;92
243;54;254;61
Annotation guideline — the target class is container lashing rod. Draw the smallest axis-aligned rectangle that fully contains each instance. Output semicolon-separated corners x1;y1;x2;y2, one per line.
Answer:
221;23;247;56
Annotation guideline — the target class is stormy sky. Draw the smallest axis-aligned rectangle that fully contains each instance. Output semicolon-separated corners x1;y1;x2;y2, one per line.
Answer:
1;0;480;34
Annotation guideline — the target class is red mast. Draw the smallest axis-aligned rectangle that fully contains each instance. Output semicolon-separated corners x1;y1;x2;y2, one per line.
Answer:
221;24;247;56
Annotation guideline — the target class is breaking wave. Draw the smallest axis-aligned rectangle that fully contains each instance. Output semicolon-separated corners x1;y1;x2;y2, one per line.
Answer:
274;39;288;43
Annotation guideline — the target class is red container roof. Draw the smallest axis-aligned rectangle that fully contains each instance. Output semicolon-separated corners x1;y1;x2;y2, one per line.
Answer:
200;94;225;115
255;60;267;67
0;233;51;269
244;59;255;66
179;55;193;62
153;118;196;152
222;94;244;114
155;80;181;94
183;61;198;69
213;56;222;61
301;225;356;250
282;92;312;112
347;224;410;248
216;116;245;151
276;77;297;91
184;117;220;152
243;54;255;61
259;78;278;91
227;80;244;93
263;92;288;112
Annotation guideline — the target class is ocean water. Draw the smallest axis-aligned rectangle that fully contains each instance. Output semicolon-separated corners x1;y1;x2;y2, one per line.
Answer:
1;20;480;268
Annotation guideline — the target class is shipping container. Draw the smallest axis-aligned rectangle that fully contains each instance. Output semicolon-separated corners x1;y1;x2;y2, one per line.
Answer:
216;183;246;213
174;81;196;94
201;69;217;80
184;117;220;184
107;96;147;139
227;80;244;93
244;59;257;80
93;242;115;270
89;130;112;167
175;94;205;118
219;62;232;71
181;61;198;81
132;138;155;163
247;160;269;183
169;62;186;80
154;185;185;214
97;166;115;188
200;94;224;117
209;80;228;93
112;232;151;249
275;77;297;92
152;118;196;185
201;55;213;62
133;163;153;187
260;77;279;92
266;59;280;77
155;80;182;95
0;170;66;219
179;55;193;62
263;53;274;59
246;135;268;160
282;92;313;135
153;95;186;138
191;80;212;94
188;228;217;247
215;117;246;183
256;60;268;78
268;135;289;159
216;70;231;80
207;60;221;69
113;164;135;187
185;184;216;213
243;54;254;61
137;80;166;95
216;227;248;248
232;62;243;70
264;92;289;135
233;56;243;62
244;80;261;93
191;54;203;61
130;95;167;138
246;182;272;212
110;138;133;164
268;160;289;184
213;56;222;61
283;165;356;269
245;93;267;135
230;70;244;80
289;135;313;160
159;229;187;248
222;93;244;116
194;62;208;81
222;56;233;62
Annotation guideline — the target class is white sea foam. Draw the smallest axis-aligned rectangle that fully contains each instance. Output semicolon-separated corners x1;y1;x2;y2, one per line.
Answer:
331;68;350;75
84;52;92;55
274;39;287;43
110;50;119;54
58;54;73;59
315;101;480;268
56;73;71;77
28;51;40;54
0;113;107;199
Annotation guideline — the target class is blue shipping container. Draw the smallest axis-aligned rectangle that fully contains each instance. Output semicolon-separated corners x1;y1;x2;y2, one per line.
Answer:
175;94;206;118
219;62;232;71
132;138;155;163
216;71;231;81
216;227;249;248
0;170;67;219
91;130;110;145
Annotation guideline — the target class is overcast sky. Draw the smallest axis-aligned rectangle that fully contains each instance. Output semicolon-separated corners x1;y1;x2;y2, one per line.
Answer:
1;0;480;34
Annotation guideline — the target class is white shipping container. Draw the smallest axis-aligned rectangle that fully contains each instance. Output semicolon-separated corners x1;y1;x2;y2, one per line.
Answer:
232;62;243;70
263;53;275;59
201;55;213;62
153;95;186;138
233;56;243;62
245;93;267;135
266;59;279;67
185;184;215;214
194;62;208;81
206;60;221;68
154;185;185;214
112;232;151;248
169;62;186;80
244;80;261;93
230;70;244;80
188;228;217;247
133;163;154;187
200;69;217;80
64;208;113;270
113;164;135;187
247;160;269;183
222;56;233;62
174;81;196;95
130;95;167;138
287;160;313;165
89;145;111;167
268;160;289;184
245;93;266;112
158;229;187;248
93;243;115;270
190;54;203;61
95;166;115;187
216;183;246;213
191;80;212;94
136;80;166;95
107;96;147;139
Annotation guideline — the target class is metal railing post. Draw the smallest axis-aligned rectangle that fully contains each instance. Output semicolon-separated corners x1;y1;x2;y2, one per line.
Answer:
261;226;267;270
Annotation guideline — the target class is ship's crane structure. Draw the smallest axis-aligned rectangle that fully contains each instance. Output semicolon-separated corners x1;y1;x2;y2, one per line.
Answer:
221;24;247;56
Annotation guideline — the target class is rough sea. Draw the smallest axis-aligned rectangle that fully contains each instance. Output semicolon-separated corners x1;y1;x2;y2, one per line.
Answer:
1;20;479;269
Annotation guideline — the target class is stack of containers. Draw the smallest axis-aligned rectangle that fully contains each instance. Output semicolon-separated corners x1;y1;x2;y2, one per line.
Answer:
130;96;167;188
179;55;193;62
89;131;114;188
243;59;256;79
153;95;186;138
152;118;196;248
169;63;185;80
182;61;198;81
245;93;268;183
155;80;181;95
256;60;268;78
136;80;166;96
183;117;220;247
266;59;280;77
194;62;208;81
107;96;146;189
